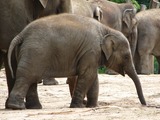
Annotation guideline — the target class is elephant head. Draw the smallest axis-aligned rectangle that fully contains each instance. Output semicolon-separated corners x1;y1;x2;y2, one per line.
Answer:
101;30;146;105
121;6;137;36
121;5;138;57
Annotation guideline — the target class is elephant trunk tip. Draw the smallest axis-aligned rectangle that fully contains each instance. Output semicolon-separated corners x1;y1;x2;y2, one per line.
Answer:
140;97;146;106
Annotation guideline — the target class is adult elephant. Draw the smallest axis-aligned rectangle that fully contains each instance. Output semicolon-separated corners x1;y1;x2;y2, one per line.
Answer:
0;0;72;109
7;14;146;109
87;0;137;57
134;9;160;74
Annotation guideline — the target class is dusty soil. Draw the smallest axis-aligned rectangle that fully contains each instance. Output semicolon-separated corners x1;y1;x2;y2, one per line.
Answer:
0;69;160;120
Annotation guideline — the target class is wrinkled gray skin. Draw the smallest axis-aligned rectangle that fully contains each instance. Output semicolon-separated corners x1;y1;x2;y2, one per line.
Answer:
7;14;146;109
134;9;160;74
87;0;137;57
0;0;72;109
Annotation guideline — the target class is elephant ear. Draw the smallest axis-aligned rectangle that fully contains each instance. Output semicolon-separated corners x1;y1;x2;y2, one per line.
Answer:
122;9;136;29
39;0;48;8
101;35;116;60
94;6;103;21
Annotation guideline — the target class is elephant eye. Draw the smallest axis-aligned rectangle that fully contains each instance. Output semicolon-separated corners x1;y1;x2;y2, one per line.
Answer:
124;54;129;60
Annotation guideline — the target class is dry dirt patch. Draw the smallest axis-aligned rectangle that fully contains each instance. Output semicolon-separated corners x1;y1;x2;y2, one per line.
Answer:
0;69;160;120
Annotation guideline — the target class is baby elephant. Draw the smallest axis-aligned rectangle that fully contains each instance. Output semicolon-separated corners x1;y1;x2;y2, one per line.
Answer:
7;13;146;109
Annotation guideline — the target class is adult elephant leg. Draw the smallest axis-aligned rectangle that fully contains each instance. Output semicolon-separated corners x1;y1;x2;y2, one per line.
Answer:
4;53;17;93
137;36;153;74
138;48;151;74
140;54;151;74
86;75;99;107
25;83;42;109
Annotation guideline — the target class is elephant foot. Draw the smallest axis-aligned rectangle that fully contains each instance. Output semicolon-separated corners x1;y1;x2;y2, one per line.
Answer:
86;99;98;108
25;101;42;109
86;103;98;108
43;78;59;85
6;95;25;109
70;103;85;108
70;99;90;108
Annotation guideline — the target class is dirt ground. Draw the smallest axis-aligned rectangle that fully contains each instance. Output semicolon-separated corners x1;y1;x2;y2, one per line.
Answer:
0;69;160;120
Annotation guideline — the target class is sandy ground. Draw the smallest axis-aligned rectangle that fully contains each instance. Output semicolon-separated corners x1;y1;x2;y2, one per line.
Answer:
0;69;160;120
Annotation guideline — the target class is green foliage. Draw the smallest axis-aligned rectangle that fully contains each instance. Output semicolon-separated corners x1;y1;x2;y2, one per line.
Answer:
136;0;150;8
98;66;107;74
154;57;159;74
131;0;140;10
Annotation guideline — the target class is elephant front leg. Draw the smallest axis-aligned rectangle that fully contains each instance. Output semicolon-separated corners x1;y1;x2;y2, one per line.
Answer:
70;68;98;108
25;83;42;109
67;76;77;97
86;76;99;107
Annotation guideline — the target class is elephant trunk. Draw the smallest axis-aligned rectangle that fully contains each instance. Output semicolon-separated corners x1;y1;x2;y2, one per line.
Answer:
128;17;138;58
124;64;146;105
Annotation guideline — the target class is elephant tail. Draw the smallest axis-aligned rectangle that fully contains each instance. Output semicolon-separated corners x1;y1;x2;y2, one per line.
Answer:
8;32;24;78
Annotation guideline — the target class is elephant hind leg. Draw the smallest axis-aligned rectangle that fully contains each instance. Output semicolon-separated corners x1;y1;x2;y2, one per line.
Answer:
7;77;31;109
25;83;42;109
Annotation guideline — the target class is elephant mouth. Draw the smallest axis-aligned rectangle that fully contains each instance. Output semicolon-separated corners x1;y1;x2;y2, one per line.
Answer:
118;66;125;76
106;56;125;76
107;63;125;76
